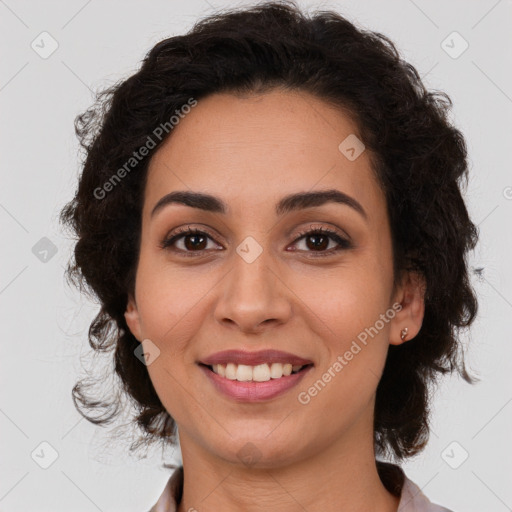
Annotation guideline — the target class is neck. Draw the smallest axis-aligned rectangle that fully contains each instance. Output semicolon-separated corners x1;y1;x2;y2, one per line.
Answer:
176;407;400;512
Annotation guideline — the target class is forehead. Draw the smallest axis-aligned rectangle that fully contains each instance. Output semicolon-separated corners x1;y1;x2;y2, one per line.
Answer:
144;89;384;222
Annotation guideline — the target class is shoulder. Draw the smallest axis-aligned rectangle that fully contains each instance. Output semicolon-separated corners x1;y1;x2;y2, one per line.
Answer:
399;476;454;511
377;461;454;512
147;466;183;512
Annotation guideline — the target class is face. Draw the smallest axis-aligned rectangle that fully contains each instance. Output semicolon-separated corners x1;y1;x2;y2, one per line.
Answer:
125;89;423;468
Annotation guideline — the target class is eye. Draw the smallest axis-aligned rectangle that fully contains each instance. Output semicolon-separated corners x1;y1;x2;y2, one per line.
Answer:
159;224;352;257
159;226;222;256
291;225;352;257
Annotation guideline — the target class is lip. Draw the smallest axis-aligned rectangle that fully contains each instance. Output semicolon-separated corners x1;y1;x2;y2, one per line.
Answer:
199;349;313;366
199;363;313;402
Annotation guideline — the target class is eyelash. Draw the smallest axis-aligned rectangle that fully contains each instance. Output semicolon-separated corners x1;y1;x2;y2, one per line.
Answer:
159;225;352;258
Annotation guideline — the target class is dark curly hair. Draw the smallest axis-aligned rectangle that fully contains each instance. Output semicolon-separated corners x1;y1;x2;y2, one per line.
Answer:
59;0;479;462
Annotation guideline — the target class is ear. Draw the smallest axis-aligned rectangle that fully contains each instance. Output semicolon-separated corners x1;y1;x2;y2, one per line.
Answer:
124;293;143;342
389;271;426;346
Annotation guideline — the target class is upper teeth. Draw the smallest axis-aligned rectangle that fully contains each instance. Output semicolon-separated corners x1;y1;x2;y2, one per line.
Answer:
211;363;304;382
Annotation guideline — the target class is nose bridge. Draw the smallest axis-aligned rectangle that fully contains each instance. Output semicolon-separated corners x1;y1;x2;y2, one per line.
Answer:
214;239;291;331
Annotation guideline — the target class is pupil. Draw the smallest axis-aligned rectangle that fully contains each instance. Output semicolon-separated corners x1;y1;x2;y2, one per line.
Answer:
308;234;327;250
186;234;206;250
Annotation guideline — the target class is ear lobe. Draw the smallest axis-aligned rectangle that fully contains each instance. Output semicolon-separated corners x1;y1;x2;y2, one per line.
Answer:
124;294;142;342
389;271;426;346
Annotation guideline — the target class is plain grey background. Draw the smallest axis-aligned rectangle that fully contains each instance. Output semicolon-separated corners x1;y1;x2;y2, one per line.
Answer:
1;0;511;511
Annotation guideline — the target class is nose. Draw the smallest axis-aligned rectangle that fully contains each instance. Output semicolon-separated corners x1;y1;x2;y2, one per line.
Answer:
213;245;292;334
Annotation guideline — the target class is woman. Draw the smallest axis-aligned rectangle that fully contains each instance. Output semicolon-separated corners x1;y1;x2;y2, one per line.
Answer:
60;2;479;511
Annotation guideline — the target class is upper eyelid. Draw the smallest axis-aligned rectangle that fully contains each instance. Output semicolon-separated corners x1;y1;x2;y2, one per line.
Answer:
295;224;350;240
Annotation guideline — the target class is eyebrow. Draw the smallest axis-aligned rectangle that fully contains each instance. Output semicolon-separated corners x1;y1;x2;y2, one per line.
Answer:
150;189;367;220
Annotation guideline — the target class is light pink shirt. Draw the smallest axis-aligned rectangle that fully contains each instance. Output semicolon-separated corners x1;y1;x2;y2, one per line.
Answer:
147;464;453;512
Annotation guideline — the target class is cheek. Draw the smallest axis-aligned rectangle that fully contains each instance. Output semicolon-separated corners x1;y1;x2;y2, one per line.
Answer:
292;257;391;334
292;259;393;394
135;263;207;420
134;260;209;366
136;245;208;324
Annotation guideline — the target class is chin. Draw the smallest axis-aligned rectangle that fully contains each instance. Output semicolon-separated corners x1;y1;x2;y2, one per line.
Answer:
208;432;308;469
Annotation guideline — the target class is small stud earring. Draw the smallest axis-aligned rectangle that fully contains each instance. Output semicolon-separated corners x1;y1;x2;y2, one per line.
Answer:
400;327;408;341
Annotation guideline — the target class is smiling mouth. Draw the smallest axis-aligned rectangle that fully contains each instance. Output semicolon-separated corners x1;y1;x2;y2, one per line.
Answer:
199;362;314;382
